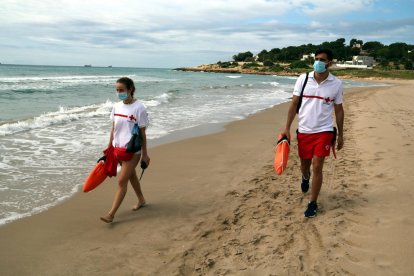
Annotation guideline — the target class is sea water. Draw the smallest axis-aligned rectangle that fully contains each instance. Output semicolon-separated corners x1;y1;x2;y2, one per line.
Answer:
0;64;387;225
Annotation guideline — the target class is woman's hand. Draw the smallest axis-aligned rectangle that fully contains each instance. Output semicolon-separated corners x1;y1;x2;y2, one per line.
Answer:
141;154;150;168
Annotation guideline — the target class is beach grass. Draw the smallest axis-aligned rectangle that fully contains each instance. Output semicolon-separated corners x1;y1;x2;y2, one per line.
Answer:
330;68;414;79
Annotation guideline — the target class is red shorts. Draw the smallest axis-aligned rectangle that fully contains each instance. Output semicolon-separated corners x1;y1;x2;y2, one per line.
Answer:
114;147;134;162
297;132;333;159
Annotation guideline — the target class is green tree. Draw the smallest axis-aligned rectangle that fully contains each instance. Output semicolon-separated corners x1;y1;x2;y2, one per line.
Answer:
388;42;408;60
405;61;413;70
279;46;303;62
268;48;281;62
362;41;384;58
269;64;284;72
233;51;254;62
321;38;346;50
376;47;390;60
263;60;274;66
350;38;357;47
290;60;310;69
242;62;260;69
408;49;414;60
245;57;255;62
257;50;268;62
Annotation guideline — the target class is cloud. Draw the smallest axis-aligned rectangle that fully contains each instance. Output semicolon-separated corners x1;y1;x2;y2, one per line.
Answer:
0;0;413;67
291;0;375;17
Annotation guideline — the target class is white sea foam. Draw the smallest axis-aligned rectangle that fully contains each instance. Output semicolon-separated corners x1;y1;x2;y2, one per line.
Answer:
0;101;113;136
0;74;177;91
142;93;172;107
262;81;280;87
0;182;80;226
226;75;242;79
0;74;176;83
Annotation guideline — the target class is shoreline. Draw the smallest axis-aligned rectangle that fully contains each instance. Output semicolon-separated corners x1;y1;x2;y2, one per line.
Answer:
1;80;413;275
0;73;388;227
175;66;413;81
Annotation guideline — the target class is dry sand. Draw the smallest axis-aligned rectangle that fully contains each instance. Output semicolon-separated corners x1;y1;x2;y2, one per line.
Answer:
0;80;413;275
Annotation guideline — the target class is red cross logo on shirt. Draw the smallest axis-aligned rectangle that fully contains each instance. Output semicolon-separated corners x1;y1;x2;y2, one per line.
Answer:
129;115;136;121
324;97;332;103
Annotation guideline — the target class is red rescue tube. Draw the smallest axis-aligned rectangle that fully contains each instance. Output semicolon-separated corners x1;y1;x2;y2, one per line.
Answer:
274;133;290;175
82;161;108;192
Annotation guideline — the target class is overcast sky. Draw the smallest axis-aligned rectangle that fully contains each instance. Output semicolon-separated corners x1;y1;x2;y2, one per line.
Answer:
1;0;413;68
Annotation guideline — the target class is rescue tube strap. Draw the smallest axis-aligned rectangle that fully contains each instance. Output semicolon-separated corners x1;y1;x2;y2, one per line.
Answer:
277;134;290;145
296;72;309;114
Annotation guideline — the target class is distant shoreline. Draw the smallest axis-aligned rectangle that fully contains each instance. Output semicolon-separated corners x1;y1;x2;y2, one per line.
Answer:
176;64;414;80
175;66;300;76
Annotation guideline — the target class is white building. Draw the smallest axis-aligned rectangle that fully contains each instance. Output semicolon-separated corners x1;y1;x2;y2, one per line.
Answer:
336;55;375;69
352;55;374;67
301;53;315;61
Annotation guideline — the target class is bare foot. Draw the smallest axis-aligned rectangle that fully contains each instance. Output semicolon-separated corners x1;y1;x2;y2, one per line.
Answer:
100;213;114;223
132;201;146;211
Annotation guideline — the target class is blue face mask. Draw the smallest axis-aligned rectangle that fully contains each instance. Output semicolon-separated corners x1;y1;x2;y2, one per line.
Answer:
117;92;128;101
313;60;327;73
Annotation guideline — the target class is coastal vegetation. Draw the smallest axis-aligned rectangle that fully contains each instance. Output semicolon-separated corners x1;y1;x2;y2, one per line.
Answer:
237;38;414;69
183;38;414;79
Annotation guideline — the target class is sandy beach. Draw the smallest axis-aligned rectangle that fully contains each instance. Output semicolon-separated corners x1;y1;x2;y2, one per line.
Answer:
1;80;414;275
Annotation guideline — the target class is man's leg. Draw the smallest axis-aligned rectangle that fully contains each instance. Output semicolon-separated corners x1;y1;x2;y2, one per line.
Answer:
310;156;325;202
300;158;312;193
300;158;312;179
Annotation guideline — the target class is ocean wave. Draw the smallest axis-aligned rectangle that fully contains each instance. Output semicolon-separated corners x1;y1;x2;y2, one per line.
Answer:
262;81;280;87
0;75;178;91
142;92;173;107
0;101;113;136
0;74;130;82
226;75;242;79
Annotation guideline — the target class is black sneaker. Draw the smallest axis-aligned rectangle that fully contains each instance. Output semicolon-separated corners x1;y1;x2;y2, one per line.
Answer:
304;201;318;218
301;173;310;193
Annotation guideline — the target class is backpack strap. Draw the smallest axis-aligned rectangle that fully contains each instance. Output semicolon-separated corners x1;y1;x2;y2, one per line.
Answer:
296;72;309;114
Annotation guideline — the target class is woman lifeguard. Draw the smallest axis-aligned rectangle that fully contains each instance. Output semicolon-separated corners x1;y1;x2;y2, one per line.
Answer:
100;77;150;223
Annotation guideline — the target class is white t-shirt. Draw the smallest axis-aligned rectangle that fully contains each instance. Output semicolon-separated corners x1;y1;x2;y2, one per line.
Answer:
110;100;149;148
293;71;343;133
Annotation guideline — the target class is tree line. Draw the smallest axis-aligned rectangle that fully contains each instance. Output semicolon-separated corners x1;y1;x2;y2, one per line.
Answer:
229;38;414;70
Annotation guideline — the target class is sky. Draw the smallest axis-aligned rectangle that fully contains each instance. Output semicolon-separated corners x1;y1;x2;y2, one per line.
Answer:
1;0;413;68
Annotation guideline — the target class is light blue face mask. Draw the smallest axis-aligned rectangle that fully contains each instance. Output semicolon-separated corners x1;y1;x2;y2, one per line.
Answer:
117;92;128;101
313;60;327;73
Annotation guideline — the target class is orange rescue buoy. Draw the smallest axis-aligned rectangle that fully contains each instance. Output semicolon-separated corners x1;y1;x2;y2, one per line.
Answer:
82;161;108;192
274;134;290;175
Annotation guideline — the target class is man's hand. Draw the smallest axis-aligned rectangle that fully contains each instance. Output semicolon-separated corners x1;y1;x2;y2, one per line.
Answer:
337;135;344;150
281;128;291;142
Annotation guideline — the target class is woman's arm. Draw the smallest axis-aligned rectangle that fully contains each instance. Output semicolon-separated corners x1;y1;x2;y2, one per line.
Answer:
139;127;150;166
108;122;114;148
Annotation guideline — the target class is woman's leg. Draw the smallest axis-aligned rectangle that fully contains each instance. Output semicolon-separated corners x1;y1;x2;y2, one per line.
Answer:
129;157;146;210
101;154;140;222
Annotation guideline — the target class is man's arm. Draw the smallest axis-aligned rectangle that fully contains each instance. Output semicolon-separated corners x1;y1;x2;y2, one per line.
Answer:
334;103;344;150
282;95;300;141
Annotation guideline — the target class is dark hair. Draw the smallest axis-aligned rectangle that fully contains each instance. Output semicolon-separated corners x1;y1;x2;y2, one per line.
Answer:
116;77;136;97
315;49;334;61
